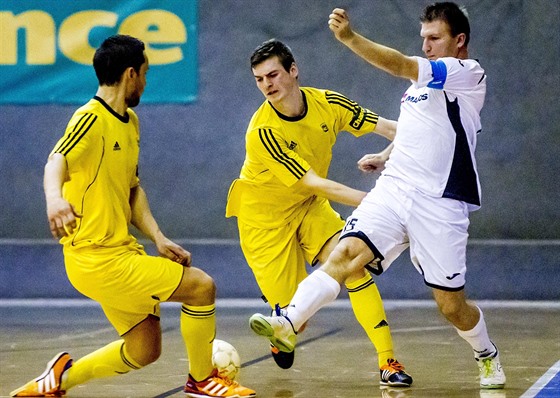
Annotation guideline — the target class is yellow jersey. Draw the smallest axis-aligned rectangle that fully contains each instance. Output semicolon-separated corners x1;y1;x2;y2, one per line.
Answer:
226;87;379;229
51;96;141;250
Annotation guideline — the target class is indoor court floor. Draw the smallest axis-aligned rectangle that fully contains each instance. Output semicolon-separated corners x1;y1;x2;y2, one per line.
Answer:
1;300;558;398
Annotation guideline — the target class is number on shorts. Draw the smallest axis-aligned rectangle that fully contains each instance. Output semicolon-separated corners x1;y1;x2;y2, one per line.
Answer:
343;218;358;232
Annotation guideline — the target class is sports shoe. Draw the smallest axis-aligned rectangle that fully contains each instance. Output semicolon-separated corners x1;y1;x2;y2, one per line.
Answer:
184;368;256;397
249;312;297;353
268;304;295;369
476;345;506;389
270;343;295;369
10;352;73;397
379;358;413;387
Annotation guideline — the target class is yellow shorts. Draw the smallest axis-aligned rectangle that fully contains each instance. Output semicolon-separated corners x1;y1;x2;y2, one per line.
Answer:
63;244;184;335
238;197;344;308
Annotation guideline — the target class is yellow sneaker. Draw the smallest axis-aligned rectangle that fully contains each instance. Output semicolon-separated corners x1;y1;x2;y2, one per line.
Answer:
10;352;73;397
184;368;256;397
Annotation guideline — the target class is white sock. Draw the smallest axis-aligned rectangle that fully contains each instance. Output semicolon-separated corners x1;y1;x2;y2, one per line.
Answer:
455;306;496;358
286;270;341;331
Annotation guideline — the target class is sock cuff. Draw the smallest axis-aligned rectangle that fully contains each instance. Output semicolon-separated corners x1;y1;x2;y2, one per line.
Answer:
345;272;374;291
181;303;216;318
456;306;484;338
314;270;341;297
121;341;143;370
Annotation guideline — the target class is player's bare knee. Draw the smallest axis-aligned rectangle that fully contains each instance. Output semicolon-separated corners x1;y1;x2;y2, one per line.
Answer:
148;344;162;364
195;270;216;298
133;345;161;367
340;240;369;269
183;268;216;303
173;267;216;303
438;301;459;320
123;339;161;368
329;241;353;263
323;241;361;280
433;289;471;325
435;295;466;323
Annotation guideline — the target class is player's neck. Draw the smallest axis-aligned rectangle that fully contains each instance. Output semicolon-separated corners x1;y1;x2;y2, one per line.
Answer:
271;88;305;118
95;86;128;116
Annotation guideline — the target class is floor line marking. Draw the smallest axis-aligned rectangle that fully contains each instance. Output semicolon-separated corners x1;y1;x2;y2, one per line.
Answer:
1;326;116;352
150;328;343;398
520;359;560;398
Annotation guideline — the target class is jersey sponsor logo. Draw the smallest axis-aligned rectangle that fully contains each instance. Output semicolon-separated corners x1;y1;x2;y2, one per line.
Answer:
401;92;429;104
320;123;329;132
349;106;366;129
113;141;121;151
326;92;378;129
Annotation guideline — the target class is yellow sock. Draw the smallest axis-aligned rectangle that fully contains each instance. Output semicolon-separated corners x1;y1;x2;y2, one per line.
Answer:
346;273;394;368
61;340;142;390
181;303;216;381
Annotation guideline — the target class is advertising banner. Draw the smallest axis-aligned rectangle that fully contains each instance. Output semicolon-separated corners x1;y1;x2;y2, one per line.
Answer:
0;0;198;104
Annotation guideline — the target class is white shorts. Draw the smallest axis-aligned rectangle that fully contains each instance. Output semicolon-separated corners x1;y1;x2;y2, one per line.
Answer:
340;176;470;291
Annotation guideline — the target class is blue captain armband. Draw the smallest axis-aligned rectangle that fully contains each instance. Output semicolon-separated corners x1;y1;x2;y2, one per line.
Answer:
427;60;447;89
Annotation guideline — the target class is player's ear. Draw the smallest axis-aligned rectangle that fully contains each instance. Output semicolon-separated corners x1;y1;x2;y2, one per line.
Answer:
456;32;467;49
290;62;299;79
118;67;133;84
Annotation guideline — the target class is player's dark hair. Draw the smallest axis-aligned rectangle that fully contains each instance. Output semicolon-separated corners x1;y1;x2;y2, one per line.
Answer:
93;35;146;86
421;2;470;46
250;39;295;72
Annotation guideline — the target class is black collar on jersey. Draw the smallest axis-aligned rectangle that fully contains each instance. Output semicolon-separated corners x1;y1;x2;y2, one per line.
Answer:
269;89;308;122
93;96;130;123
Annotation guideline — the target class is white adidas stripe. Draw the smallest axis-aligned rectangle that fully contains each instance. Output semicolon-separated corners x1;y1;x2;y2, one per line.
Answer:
35;362;58;394
37;379;44;393
381;369;392;381
203;380;229;396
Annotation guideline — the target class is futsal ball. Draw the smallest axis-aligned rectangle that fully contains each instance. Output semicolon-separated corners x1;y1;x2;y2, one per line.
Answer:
212;339;241;381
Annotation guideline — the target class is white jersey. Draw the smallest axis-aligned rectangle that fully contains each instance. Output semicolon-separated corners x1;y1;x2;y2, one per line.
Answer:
383;56;486;210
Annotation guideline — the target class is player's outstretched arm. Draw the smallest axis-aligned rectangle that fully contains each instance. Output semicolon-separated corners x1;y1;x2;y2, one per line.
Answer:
296;168;366;207
373;117;397;141
130;185;192;266
328;8;418;81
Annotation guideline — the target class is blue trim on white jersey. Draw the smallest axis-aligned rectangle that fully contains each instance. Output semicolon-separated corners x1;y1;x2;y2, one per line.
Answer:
427;60;447;89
